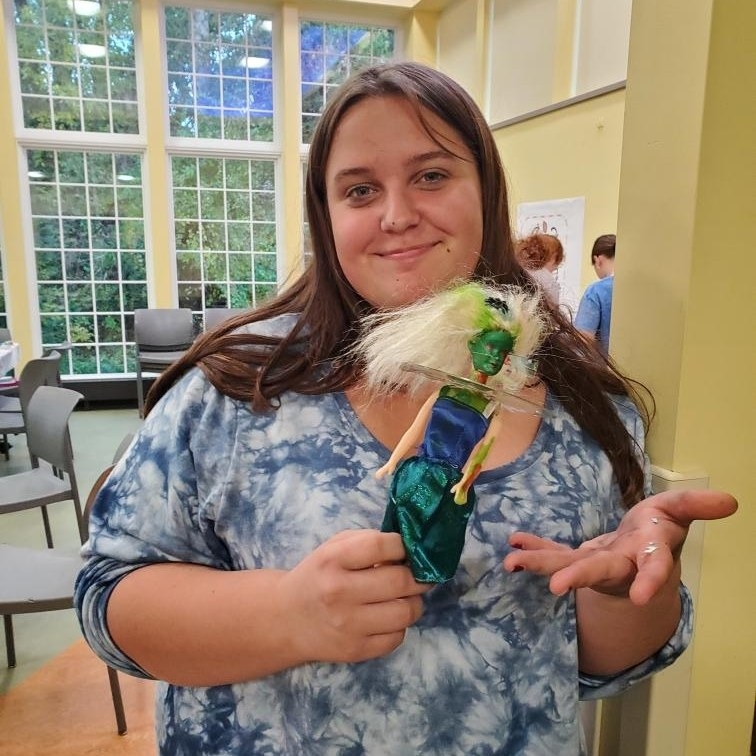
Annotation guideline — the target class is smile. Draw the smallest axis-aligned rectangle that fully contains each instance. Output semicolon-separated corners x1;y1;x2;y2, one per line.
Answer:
377;242;442;260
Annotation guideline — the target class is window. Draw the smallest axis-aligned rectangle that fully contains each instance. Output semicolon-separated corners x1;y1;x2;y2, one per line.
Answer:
173;156;277;317
165;7;274;141
29;149;147;375
15;0;138;133
5;2;403;371
164;6;279;327
300;20;395;143
12;0;143;376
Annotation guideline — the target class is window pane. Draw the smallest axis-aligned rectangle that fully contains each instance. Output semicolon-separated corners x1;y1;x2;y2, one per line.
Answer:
172;156;278;321
13;0;138;134
165;6;275;142
27;149;147;376
299;20;396;143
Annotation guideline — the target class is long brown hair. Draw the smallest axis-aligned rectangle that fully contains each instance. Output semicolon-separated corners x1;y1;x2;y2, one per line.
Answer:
147;62;651;508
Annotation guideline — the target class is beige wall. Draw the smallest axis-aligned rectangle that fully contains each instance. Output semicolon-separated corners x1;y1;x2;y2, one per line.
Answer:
486;0;754;751
494;90;626;288
613;1;756;753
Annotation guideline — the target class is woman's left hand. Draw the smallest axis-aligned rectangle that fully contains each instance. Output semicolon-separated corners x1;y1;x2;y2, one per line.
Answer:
503;489;737;605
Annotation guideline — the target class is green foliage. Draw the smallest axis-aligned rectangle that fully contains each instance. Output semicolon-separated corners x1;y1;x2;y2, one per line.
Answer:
15;0;137;133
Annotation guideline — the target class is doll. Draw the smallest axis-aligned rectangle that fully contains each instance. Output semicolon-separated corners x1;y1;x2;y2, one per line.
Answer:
355;282;547;583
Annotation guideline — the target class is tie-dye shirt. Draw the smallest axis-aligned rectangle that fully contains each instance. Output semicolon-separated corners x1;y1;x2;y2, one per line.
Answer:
75;315;692;756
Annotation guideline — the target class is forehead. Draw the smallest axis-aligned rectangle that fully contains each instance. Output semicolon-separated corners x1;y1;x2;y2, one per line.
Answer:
473;330;511;345
325;95;471;174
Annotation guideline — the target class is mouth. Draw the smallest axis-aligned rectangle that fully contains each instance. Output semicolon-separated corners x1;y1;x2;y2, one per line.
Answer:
376;241;443;261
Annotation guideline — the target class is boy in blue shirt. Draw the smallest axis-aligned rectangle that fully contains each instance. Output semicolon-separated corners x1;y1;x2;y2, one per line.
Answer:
575;234;616;354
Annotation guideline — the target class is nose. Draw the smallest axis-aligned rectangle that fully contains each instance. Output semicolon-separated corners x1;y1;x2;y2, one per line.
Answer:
379;187;420;233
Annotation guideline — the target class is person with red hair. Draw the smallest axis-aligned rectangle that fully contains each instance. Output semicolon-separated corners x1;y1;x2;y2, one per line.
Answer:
515;232;564;306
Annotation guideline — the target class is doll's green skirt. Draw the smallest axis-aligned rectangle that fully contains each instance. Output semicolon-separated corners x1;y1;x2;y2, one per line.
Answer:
381;456;476;583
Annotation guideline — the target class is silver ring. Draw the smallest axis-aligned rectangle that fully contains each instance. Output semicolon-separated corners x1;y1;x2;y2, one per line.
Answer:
642;542;659;555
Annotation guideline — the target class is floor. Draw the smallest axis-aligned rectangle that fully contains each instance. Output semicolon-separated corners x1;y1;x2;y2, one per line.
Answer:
0;403;143;694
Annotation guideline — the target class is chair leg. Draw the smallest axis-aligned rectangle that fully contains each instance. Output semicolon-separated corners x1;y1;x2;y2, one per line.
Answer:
41;505;54;548
106;665;128;735
135;362;145;418
73;492;87;545
1;433;8;461
4;614;16;667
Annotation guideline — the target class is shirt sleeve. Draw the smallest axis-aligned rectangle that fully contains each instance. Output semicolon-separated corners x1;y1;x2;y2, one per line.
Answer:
574;285;601;335
578;584;693;700
578;397;693;698
74;368;239;678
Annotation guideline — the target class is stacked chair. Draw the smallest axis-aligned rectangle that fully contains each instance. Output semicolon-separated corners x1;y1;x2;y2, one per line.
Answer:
0;405;133;735
0;351;61;461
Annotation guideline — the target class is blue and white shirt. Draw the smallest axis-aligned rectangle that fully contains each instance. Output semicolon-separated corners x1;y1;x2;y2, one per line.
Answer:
75;315;691;756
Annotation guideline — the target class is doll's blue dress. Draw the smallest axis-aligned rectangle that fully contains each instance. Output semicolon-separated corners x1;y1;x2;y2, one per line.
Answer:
381;388;493;582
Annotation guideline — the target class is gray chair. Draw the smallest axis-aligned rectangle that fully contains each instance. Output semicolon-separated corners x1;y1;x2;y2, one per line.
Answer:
203;307;247;331
134;308;194;417
0;352;62;461
0;384;84;547
0;433;134;736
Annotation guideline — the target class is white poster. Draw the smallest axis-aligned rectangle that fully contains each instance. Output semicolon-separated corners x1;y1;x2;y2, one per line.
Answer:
516;197;585;316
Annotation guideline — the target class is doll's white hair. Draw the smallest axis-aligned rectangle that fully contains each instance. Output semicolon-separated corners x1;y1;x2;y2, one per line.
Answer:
355;281;547;396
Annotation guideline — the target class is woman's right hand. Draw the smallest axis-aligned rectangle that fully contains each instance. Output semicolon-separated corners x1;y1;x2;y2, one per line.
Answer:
278;530;429;665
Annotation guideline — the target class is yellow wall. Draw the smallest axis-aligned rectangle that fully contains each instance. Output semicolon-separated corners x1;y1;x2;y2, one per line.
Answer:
490;1;754;750
493;90;626;288
613;0;755;753
0;0;34;361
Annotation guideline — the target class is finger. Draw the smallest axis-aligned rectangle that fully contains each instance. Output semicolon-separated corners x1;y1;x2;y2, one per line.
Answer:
346;564;432;603
503;547;583;576
508;532;571;552
362;595;425;635
326;530;408;571
345;629;407;662
548;552;636;596
627;545;675;605
642;489;738;526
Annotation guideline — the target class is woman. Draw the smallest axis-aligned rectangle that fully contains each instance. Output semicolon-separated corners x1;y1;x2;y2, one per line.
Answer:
75;62;735;755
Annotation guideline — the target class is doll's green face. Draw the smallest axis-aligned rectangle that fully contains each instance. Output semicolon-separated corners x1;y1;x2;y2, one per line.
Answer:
468;329;515;376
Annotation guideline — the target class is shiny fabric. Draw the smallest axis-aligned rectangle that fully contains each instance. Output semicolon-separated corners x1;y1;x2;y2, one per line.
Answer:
382;395;487;582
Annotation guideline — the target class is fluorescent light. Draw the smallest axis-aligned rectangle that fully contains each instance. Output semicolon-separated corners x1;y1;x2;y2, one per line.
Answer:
78;43;107;58
28;170;47;179
67;0;101;17
240;56;269;69
116;174;136;182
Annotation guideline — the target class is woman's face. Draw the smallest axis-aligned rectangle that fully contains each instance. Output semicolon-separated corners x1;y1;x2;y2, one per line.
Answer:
325;95;483;309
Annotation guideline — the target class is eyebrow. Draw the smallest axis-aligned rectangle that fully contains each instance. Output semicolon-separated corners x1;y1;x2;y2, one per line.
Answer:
330;149;456;183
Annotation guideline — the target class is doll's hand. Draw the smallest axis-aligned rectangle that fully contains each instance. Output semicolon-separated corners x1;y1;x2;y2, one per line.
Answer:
503;489;737;605
278;530;430;664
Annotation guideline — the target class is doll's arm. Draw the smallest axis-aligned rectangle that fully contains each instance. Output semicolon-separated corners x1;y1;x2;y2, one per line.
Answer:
451;409;505;504
375;391;439;479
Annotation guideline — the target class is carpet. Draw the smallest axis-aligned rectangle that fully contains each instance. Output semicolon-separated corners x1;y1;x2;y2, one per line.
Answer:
0;639;157;755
